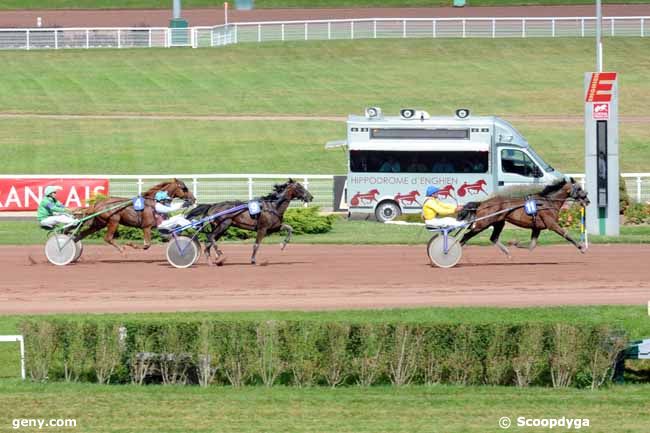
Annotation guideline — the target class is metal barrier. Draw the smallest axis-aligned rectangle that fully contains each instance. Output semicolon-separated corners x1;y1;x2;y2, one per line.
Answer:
568;173;650;204
1;16;648;50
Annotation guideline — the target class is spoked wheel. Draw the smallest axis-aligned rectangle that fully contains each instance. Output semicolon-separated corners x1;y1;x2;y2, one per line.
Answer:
427;235;463;268
44;234;77;266
192;239;202;265
166;236;199;269
72;241;83;263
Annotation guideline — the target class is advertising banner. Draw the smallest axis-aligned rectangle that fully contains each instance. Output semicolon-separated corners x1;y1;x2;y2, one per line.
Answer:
0;178;109;211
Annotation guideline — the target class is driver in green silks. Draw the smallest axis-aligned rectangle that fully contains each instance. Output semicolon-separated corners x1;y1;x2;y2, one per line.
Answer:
37;186;77;228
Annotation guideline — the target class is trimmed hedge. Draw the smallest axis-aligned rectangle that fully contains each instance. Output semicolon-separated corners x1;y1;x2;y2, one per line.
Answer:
20;319;626;389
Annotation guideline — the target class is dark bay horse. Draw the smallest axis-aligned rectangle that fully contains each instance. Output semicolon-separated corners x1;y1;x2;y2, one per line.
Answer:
186;179;313;265
457;178;590;257
74;179;195;252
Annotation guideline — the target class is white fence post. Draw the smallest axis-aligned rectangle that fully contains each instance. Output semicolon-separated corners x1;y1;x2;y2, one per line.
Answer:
432;19;436;38
26;29;30;50
552;19;556;37
492;19;496;38
611;18;615;36
258;24;261;42
351;21;354;40
374;20;377;39
118;29;121;48
137;179;143;195
522;19;526;37
403;19;406;38
281;23;285;41
305;22;308;41
86;28;90;48
581;18;585;37
55;29;59;49
642;18;645;37
192;178;198;199
462;19;466;38
637;176;642;203
328;22;331;40
248;177;254;200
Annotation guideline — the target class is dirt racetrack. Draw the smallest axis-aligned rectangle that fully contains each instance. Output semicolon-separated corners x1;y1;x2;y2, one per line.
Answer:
0;243;648;314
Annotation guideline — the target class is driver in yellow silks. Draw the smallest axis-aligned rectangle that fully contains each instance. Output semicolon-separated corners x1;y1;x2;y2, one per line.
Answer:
422;185;464;228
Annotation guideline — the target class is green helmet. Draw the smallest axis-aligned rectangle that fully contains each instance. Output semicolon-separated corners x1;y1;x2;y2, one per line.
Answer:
44;185;62;197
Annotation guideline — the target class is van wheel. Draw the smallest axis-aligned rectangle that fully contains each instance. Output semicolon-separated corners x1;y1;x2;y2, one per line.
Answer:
375;201;401;223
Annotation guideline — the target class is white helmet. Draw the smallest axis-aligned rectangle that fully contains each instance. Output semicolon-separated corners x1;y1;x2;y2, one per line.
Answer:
44;185;62;196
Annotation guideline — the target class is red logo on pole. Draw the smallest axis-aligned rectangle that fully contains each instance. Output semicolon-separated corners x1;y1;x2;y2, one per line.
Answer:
585;72;617;102
592;103;609;120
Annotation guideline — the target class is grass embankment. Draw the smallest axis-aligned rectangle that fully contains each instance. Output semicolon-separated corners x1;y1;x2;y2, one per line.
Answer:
1;39;649;174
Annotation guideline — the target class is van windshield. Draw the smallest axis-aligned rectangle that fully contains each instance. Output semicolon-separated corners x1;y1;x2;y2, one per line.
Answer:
527;147;554;172
350;150;489;174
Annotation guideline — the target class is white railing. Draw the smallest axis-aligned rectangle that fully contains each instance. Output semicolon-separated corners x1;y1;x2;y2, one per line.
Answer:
1;173;648;211
1;16;648;50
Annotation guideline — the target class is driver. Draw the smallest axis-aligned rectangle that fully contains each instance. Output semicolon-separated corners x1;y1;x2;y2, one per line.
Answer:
154;191;193;232
422;185;464;228
37;186;78;229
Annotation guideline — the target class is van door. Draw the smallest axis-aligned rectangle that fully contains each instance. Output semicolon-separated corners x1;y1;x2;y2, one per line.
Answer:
497;147;544;189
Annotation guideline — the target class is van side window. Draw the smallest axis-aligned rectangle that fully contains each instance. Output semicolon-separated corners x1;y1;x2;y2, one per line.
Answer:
501;149;541;177
350;151;488;174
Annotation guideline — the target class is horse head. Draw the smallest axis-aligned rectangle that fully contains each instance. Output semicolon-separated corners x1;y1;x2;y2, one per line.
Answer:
146;179;196;204
284;179;313;203
568;177;590;207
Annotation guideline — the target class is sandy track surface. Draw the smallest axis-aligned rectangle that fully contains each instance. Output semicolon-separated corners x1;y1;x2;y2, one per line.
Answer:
1;243;648;314
2;5;650;28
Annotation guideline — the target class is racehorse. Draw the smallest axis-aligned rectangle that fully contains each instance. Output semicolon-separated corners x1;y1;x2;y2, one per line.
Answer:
74;179;195;253
186;179;313;265
457;177;589;257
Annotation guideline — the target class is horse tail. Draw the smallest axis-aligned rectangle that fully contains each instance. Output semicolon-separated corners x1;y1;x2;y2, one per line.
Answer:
185;204;212;219
458;201;480;221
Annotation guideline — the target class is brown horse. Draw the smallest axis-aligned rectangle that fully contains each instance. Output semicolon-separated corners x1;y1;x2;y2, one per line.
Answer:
457;178;590;257
74;179;195;252
186;179;313;265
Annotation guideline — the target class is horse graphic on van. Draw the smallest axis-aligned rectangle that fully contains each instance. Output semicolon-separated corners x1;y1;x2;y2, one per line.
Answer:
394;190;420;206
350;189;380;206
458;179;488;197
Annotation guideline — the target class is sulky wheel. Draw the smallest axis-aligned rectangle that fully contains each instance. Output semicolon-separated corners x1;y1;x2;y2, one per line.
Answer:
427;235;463;268
44;234;77;266
166;236;199;269
192;239;202;265
71;240;83;263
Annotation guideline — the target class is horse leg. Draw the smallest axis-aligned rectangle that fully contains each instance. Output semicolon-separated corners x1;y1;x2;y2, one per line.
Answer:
541;216;586;253
251;228;268;265
280;223;293;251
490;221;511;257
104;218;126;255
126;226;152;250
511;228;541;251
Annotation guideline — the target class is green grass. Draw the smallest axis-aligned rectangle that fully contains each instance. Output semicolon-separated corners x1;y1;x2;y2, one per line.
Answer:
1;219;649;246
0;118;649;174
1;39;649;175
0;381;649;433
1;0;647;9
1;39;650;117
